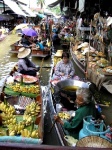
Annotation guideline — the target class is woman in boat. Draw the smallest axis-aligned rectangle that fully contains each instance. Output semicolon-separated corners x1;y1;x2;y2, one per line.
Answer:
54;88;105;139
53;52;75;80
20;34;33;47
17;47;39;77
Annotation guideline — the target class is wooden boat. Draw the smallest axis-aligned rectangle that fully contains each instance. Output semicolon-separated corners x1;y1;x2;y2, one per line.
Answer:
0;66;44;145
31;48;51;58
47;54;92;146
10;41;23;54
10;41;51;58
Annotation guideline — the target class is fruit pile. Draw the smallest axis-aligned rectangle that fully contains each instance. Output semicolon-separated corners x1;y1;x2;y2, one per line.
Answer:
58;112;70;120
0;101;41;138
10;83;40;94
53;57;62;66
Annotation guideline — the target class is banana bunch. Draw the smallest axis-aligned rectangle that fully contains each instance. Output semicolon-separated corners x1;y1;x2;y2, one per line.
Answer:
1;113;16;126
21;129;31;137
8;122;25;135
23;115;33;126
10;83;40;94
53;57;62;66
24;102;41;117
58;112;70;120
0;102;15;114
30;130;38;138
21;129;38;138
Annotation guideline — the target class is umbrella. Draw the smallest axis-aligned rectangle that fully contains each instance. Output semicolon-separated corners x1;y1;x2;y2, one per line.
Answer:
22;28;38;37
14;23;29;30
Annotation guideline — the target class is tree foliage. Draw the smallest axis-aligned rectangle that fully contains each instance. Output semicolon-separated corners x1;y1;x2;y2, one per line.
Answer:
47;5;61;15
37;0;45;9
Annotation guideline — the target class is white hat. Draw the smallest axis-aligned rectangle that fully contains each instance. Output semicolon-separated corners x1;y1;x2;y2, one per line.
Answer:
17;47;31;58
55;50;63;57
78;42;89;49
107;17;112;26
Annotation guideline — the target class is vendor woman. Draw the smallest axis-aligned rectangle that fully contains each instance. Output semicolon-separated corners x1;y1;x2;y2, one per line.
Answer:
53;52;75;80
17;47;39;76
54;88;105;139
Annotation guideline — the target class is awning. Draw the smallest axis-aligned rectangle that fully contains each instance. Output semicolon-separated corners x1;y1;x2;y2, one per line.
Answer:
48;0;63;8
19;4;36;17
37;13;46;18
79;0;85;12
3;0;27;16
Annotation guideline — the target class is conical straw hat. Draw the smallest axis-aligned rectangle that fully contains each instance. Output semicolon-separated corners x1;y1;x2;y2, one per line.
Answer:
17;47;31;58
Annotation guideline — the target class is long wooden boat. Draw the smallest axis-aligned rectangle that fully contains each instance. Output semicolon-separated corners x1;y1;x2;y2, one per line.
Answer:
31;48;51;58
10;41;51;58
0;66;44;145
10;41;23;54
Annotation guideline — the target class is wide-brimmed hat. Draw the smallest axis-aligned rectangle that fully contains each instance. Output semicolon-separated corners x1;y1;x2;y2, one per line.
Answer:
94;13;100;20
17;47;31;58
55;50;63;57
107;17;112;26
78;42;89;49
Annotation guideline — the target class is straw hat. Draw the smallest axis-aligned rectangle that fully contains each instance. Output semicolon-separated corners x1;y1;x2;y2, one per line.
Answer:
107;17;112;26
78;42;89;49
17;47;31;58
94;13;100;20
55;50;63;57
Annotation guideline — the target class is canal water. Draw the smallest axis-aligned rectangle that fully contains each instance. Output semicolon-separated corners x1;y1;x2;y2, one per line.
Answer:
0;33;52;92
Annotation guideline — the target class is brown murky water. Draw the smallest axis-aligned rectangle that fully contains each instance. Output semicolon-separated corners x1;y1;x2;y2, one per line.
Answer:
0;33;51;92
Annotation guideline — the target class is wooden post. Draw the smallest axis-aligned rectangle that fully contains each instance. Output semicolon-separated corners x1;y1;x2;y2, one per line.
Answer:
85;20;92;80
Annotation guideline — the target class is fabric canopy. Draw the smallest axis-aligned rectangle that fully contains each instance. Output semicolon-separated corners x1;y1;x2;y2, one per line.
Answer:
19;4;36;17
3;0;27;16
37;13;46;18
48;0;63;8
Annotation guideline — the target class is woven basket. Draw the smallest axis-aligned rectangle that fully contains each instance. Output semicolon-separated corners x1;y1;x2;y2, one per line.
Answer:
76;136;112;148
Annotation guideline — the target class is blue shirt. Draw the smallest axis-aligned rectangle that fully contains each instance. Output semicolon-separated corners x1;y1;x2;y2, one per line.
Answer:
37;42;44;50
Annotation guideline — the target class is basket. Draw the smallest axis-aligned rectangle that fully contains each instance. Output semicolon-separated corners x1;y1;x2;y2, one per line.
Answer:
76;135;112;148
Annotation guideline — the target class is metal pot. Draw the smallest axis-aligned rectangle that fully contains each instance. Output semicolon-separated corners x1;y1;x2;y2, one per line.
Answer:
55;79;90;94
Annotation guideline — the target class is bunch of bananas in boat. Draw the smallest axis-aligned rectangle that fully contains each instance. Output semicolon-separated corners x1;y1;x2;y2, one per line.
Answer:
0;102;39;138
23;115;33;126
53;57;62;66
8;122;25;136
9;83;40;94
21;128;38;138
8;122;38;138
0;102;16;126
58;112;70;120
24;101;41;117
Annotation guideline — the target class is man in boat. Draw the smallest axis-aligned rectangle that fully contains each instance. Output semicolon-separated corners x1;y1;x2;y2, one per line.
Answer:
54;88;105;139
17;47;39;76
